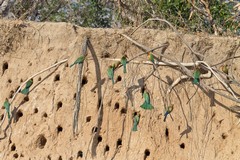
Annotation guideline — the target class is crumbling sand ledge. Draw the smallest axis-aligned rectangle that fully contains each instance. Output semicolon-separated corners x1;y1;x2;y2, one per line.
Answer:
0;20;240;160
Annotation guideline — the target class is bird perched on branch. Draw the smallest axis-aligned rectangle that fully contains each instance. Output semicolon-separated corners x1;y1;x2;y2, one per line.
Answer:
121;55;128;73
70;55;86;67
148;52;154;63
140;90;154;110
132;113;140;131
107;65;115;84
193;68;200;84
4;98;11;122
21;78;33;95
221;64;229;75
164;105;174;122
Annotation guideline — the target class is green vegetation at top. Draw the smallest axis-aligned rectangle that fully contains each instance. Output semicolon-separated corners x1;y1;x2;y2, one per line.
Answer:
0;0;239;35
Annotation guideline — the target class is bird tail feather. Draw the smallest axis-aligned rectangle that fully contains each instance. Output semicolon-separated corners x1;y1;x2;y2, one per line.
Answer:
112;78;114;84
140;101;154;110
123;65;127;73
132;125;137;131
193;78;199;84
21;87;29;95
70;63;75;68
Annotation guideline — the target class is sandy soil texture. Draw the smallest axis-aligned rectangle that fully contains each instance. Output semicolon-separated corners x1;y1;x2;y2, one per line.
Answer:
0;20;240;160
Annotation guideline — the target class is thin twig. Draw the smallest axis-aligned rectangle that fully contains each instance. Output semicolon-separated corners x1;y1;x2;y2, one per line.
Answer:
121;33;193;76
130;18;205;58
198;61;239;100
211;55;240;67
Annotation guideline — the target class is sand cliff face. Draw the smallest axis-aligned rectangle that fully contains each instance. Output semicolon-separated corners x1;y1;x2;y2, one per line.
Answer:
0;20;240;160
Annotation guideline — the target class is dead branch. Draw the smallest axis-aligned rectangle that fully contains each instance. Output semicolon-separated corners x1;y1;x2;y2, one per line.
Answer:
121;33;240;104
73;37;88;136
105;58;196;67
198;61;239;100
87;39;103;110
167;71;212;94
121;33;193;76
129;18;205;58
87;38;103;157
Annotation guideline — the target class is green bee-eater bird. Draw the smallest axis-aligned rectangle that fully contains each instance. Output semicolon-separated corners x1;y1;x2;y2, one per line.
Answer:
121;55;128;73
132;114;140;131
193;69;200;84
221;65;229;75
70;55;85;67
4;98;11;122
21;78;33;95
148;52;154;63
140;90;154;110
107;65;114;84
164;105;174;122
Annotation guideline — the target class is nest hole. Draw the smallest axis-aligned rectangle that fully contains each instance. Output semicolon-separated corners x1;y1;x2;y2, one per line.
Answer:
33;108;38;114
116;75;122;82
101;52;110;58
114;102;119;110
8;79;12;83
116;139;122;148
20;79;23;83
120;108;127;115
38;77;41;81
15;86;20;92
20;154;24;157
178;125;180;131
86;116;91;123
58;156;62;160
23;96;29;102
104;145;110;153
42;112;48;118
73;93;76;100
36;134;47;149
47;155;51;160
92;127;98;133
0;114;4;121
57;101;63;110
15;110;23;122
11;144;16;151
77;150;83;158
133;112;138;116
97;135;102;143
222;133;227;139
165;128;169;138
13;153;18;159
144;149;150;159
2;62;8;74
54;74;60;81
65;63;69;67
82;76;88;86
57;125;63;133
9;90;14;99
180;143;185;149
